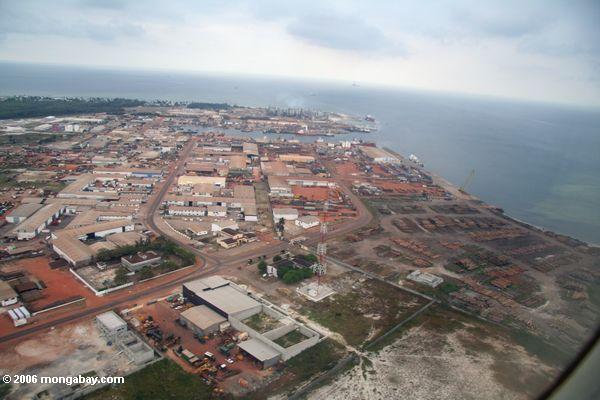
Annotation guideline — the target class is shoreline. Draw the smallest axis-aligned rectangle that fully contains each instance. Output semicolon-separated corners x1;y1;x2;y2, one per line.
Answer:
382;147;595;248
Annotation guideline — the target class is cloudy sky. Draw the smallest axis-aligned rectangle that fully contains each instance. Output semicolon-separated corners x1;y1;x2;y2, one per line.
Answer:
1;0;599;106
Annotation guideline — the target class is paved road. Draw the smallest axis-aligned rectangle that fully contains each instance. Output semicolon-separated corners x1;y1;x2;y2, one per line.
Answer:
0;142;375;344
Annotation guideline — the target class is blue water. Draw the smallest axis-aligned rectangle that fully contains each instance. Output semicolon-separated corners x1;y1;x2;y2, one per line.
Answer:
1;62;599;244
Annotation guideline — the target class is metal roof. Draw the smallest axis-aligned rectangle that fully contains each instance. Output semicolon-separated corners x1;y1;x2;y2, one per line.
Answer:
238;338;280;362
184;276;260;316
180;305;226;329
0;280;17;300
14;203;65;233
7;203;43;219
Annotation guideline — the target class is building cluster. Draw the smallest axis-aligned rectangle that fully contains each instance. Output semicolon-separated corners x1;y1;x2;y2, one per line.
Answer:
162;138;261;249
181;276;319;368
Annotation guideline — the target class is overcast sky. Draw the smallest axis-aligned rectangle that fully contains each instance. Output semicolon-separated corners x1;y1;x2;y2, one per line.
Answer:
1;0;599;106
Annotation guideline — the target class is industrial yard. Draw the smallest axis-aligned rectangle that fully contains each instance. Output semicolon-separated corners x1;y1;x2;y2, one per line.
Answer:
0;100;598;399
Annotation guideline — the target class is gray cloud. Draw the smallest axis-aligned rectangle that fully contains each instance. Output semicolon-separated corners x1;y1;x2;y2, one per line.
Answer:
0;0;145;42
286;13;404;55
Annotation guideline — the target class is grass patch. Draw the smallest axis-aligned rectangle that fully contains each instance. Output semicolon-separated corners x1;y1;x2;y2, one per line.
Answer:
302;279;425;347
246;339;345;399
273;329;308;348
243;312;281;333
508;329;572;368
83;359;213;400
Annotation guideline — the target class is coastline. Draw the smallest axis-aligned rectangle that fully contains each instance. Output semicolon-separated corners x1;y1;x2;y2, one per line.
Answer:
382;147;594;248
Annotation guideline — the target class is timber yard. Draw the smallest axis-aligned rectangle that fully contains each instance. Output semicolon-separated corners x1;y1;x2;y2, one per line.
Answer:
0;99;599;400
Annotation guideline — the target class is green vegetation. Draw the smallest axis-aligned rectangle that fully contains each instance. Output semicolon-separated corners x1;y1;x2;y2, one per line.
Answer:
302;278;424;347
281;267;313;284
296;253;318;263
285;340;346;387
83;359;213;400
275;217;285;234
113;267;130;286
0;382;11;400
247;339;345;399
257;260;267;274
187;102;232;110
0;96;146;119
243;312;281;333
273;329;307;348
139;266;154;280
271;259;313;284
97;237;195;267
439;282;460;294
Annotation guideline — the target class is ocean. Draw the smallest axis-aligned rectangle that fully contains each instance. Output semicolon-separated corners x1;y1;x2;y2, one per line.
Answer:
1;62;599;244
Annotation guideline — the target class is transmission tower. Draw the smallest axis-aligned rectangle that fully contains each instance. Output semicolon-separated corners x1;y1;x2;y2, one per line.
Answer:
312;194;329;287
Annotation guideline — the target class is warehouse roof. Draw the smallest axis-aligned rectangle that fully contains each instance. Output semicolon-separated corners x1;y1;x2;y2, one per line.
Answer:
106;231;146;247
238;338;280;362
7;203;43;219
52;236;93;263
233;184;255;199
184;276;260;316
0;280;17;301
88;241;118;255
177;176;227;186
58;220;133;238
14;203;65;233
180;305;226;330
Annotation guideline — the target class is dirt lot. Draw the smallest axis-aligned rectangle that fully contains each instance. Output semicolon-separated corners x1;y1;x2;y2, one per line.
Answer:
0;319;137;400
128;299;272;396
1;256;95;313
309;305;559;400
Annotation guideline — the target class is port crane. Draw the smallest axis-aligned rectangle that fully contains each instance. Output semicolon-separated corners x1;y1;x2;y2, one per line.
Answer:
459;169;475;193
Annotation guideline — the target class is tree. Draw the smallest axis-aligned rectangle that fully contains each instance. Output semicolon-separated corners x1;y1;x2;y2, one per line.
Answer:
257;260;267;274
139;266;154;280
304;254;318;263
273;255;282;263
113;267;129;286
276;217;285;233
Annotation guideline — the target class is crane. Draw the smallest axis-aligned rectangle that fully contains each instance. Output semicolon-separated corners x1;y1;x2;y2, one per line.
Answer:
459;169;475;193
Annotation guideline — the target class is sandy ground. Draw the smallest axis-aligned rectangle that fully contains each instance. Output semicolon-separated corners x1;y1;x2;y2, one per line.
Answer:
0;320;136;399
308;323;556;400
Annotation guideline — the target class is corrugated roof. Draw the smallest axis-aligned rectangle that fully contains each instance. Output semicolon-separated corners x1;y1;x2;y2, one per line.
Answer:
238;338;280;362
106;231;146;247
14;203;64;233
58;219;133;238
52;236;93;263
0;280;17;300
7;203;43;219
180;305;226;329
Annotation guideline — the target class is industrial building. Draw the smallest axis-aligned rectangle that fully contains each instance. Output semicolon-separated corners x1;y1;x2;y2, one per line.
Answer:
0;281;18;306
183;276;262;320
5;203;43;224
273;207;299;221
278;154;315;163
407;270;444;288
179;305;227;336
177;175;227;187
51;220;136;267
12;203;66;240
95;311;154;365
295;215;320;229
359;146;400;164
182;276;320;369
121;251;162;272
